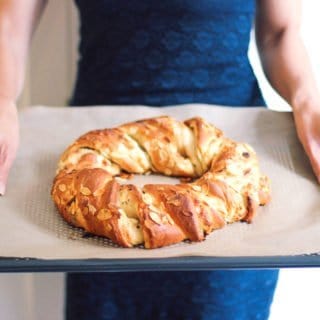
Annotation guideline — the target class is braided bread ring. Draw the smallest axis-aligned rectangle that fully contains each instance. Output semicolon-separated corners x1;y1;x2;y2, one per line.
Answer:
51;116;270;249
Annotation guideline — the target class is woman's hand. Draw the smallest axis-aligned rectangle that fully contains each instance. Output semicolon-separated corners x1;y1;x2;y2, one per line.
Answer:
293;102;320;183
0;97;19;195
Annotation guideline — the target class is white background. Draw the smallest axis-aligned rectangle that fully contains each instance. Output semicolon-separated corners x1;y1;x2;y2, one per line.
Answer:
2;0;320;319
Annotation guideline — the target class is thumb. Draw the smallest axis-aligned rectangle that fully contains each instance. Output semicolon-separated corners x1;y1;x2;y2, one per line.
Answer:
0;169;9;196
0;146;14;196
308;143;320;184
0;100;19;196
0;181;6;196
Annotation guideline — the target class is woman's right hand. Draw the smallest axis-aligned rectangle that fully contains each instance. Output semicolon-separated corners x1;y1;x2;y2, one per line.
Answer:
0;97;19;195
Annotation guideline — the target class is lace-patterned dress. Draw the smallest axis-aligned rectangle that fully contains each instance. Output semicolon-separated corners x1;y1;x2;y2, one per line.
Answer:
71;0;265;107
67;1;278;319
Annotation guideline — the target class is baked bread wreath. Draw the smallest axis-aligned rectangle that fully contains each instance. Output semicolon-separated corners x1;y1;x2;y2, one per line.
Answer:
51;116;271;249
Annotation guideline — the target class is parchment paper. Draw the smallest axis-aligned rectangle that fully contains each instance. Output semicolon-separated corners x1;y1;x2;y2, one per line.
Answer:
1;104;320;260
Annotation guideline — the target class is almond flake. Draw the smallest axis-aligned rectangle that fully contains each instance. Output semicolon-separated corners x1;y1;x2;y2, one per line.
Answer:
88;204;97;214
167;216;175;225
80;187;91;196
149;211;162;225
149;205;160;213
192;185;201;191
58;184;67;192
69;202;76;212
168;199;180;206
97;209;112;220
143;193;153;205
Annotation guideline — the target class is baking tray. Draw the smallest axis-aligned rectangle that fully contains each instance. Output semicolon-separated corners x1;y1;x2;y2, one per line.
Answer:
1;254;320;273
1;105;320;272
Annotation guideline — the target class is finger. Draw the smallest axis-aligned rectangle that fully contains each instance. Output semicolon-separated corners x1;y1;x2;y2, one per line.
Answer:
0;168;9;196
305;140;320;183
0;180;6;196
0;143;14;196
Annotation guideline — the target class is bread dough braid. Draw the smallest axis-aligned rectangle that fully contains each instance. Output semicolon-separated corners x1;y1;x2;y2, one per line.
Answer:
51;116;270;249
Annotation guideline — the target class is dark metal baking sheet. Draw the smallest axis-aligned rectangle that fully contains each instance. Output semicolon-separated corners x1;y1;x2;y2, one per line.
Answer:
1;254;320;273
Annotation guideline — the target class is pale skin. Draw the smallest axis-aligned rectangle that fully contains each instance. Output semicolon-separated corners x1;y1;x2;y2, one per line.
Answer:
0;0;319;195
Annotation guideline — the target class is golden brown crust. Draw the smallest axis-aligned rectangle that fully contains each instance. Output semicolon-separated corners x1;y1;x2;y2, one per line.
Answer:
51;116;271;249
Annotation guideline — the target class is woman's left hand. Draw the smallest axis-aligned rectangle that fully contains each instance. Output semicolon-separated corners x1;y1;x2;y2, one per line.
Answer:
293;103;320;183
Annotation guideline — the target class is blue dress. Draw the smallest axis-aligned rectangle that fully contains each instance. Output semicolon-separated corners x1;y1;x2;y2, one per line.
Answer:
71;0;265;107
67;1;278;319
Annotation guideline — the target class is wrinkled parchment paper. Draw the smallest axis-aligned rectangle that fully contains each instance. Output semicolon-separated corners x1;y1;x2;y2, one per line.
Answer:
1;104;320;259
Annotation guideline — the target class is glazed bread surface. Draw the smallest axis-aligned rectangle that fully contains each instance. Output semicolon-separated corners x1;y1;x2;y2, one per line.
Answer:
51;116;271;249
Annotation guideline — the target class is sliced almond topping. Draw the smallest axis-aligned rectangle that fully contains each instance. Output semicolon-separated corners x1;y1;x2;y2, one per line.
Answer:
192;185;201;191
58;184;67;192
97;209;113;220
162;215;174;225
182;210;193;217
88;204;97;214
80;186;91;196
167;216;175;225
149;205;160;213
168;199;180;206
69;202;76;213
143;193;153;205
161;216;168;224
149;211;162;225
195;206;201;214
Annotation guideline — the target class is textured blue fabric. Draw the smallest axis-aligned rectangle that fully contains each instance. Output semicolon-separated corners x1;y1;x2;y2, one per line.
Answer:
71;0;265;106
66;271;279;320
66;1;277;320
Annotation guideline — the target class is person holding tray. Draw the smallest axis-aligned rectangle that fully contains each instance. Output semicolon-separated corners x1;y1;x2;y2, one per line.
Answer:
1;1;320;319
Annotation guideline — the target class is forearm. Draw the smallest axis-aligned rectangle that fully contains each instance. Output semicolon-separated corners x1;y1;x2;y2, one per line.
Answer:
0;19;24;101
0;0;47;103
255;0;320;181
257;28;320;112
